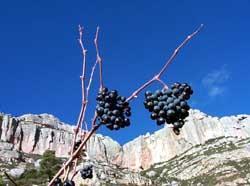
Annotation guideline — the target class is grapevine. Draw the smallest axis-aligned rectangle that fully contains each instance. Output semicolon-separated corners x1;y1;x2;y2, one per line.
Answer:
48;24;203;185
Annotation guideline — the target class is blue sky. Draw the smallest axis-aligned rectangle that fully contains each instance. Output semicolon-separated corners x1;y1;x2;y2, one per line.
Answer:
0;1;249;144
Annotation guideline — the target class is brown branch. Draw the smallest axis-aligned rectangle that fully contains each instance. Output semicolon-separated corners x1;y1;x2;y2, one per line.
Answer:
70;170;79;181
48;123;101;186
156;78;168;89
70;25;88;148
78;27;101;134
65;25;88;182
86;60;98;100
4;172;18;186
78;25;87;103
94;26;104;89
126;24;203;102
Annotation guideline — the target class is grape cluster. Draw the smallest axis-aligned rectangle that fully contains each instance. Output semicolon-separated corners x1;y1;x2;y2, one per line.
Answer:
73;140;82;151
63;180;75;186
96;87;131;130
80;164;93;179
144;82;193;134
53;178;62;186
53;178;75;186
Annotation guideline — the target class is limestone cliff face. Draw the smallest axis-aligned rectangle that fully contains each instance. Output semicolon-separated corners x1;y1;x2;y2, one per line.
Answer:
118;110;250;169
0;113;121;163
0;110;249;171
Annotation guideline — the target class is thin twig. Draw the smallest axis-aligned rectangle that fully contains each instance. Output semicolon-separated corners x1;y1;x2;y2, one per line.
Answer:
79;25;87;103
4;172;18;186
127;24;203;101
66;25;88;182
71;170;79;181
156;78;168;89
86;61;98;100
71;25;88;149
94;26;104;89
78;27;101;134
84;121;88;132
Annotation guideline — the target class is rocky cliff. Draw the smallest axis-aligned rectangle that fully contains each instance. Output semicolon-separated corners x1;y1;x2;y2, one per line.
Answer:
119;109;250;169
0;110;250;185
0;112;121;164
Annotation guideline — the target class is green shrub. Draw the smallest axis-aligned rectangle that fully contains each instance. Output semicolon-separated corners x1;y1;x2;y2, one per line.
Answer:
16;150;62;185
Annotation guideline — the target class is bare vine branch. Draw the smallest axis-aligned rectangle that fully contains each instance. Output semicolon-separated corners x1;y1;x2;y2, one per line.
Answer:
156;78;168;89
48;123;101;186
49;24;203;185
94;26;104;89
126;24;203;102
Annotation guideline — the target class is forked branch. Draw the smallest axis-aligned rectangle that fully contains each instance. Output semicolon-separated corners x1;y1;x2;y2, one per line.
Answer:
94;26;104;90
126;24;203;102
49;24;203;185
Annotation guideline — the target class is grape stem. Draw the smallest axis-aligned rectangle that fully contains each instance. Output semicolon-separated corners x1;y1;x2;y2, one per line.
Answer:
126;24;203;102
156;78;168;89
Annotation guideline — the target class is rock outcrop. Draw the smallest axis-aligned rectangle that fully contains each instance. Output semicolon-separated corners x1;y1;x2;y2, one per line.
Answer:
119;110;250;169
0;113;121;163
0;110;250;185
0;109;250;170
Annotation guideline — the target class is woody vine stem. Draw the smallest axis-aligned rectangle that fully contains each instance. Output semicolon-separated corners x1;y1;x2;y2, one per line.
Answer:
48;24;203;185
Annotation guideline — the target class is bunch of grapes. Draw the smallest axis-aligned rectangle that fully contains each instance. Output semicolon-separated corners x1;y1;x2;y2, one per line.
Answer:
53;178;75;186
73;140;82;151
144;82;193;134
96;87;131;130
80;164;93;179
53;178;62;186
63;180;75;186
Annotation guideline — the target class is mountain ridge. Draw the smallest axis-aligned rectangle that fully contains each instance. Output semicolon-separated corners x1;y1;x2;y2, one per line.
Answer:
0;109;250;185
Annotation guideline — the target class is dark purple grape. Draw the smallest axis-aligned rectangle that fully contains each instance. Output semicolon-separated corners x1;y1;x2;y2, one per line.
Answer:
99;101;105;107
151;94;157;100
96;95;104;101
159;110;165;117
101;114;109;123
173;99;180;106
168;103;175;110
63;180;75;186
164;89;172;96
172;88;180;96
153;106;161;113
104;103;111;108
113;124;119;130
96;107;104;116
163;105;169;111
110;116;116;123
54;178;62;186
124;118;130;126
150;112;158;120
112;110;120;116
167;109;175;117
104;108;109;114
157;117;165;125
120;96;126;102
158;101;165;109
167;97;174;104
115;118;122;125
125;111;131;117
145;91;152;97
155;90;162;96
